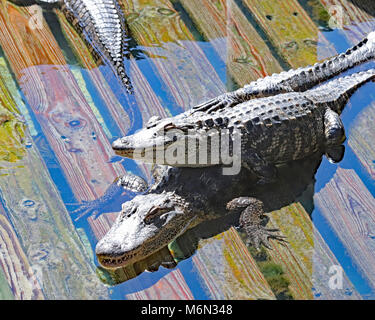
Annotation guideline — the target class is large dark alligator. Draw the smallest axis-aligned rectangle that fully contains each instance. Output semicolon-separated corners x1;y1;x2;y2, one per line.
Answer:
95;151;323;269
112;32;375;180
11;0;133;93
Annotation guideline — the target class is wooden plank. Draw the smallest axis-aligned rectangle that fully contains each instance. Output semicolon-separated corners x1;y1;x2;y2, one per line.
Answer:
119;0;226;109
267;202;361;299
312;226;362;299
0;267;14;300
314;168;375;289
242;0;336;66
179;0;283;86
88;212;118;241
0;2;126;203
192;227;276;300
0;203;43;300
348;101;375;179
0;58;108;299
55;9;130;136
125;269;194;299
265;203;314;299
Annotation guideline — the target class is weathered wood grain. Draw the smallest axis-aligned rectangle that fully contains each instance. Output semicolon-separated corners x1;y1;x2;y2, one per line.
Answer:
192;227;276;300
179;0;283;86
125;269;194;299
265;203;314;299
0;2;126;202
0;76;26;164
0;203;44;300
314;168;375;289
348;101;375;179
119;0;226;109
0;267;14;300
312;226;362;299
242;0;336;66
0;56;108;299
87;212;118;241
267;201;360;299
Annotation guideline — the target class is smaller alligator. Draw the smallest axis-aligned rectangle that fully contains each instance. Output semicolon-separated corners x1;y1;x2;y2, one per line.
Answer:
112;64;375;181
95;151;323;269
112;32;375;179
11;0;133;93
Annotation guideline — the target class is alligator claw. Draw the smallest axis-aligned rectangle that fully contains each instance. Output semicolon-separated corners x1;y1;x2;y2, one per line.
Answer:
245;226;288;250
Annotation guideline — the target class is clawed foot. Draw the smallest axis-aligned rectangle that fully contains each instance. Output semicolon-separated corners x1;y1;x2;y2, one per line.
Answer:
245;226;287;250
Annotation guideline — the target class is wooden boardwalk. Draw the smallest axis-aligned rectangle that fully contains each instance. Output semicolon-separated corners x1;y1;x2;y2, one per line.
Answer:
0;0;373;299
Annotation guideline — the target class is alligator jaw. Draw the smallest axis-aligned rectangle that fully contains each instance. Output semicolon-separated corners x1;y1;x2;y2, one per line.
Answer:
111;140;135;158
95;193;196;269
111;134;174;162
96;247;142;269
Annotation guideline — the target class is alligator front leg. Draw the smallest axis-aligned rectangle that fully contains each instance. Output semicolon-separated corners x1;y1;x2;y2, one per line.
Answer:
226;197;286;250
193;31;375;114
324;108;346;163
72;172;148;221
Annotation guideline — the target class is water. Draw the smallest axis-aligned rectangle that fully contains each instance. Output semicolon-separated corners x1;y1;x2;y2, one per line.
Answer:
0;0;374;300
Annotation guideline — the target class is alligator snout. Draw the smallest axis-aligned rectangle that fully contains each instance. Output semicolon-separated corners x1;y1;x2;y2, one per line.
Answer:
112;138;134;157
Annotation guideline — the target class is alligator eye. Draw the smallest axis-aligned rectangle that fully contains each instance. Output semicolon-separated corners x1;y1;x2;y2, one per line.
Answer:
144;207;169;224
153;132;158;138
146;116;161;128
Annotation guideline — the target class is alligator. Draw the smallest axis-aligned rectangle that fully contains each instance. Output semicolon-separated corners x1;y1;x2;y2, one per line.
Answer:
95;151;323;269
112;31;375;181
11;0;133;93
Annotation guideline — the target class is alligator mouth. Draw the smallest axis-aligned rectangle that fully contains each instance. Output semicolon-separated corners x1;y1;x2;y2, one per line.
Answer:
96;248;142;269
112;147;134;158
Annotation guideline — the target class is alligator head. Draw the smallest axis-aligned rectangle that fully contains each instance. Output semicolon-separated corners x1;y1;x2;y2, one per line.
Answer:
111;114;212;166
95;192;197;268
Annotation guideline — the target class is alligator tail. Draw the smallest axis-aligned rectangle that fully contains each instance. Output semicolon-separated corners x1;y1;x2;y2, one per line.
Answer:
279;32;375;91
113;58;134;94
306;68;375;113
243;32;375;96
